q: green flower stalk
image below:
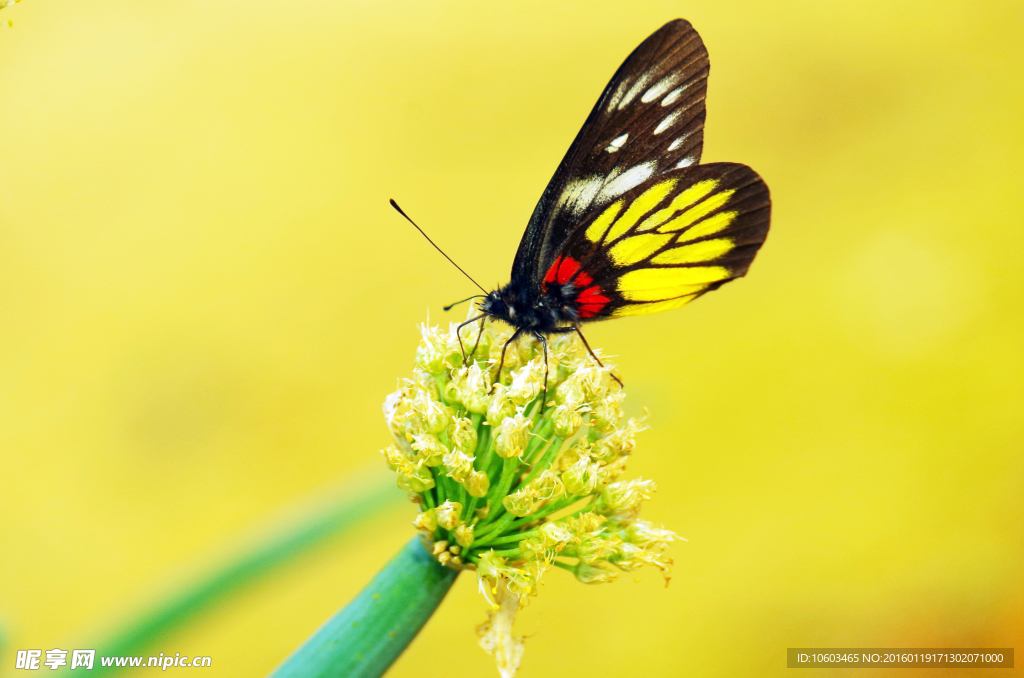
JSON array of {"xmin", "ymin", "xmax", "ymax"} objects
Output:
[{"xmin": 383, "ymin": 315, "xmax": 678, "ymax": 677}]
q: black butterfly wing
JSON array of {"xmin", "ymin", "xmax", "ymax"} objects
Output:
[{"xmin": 512, "ymin": 19, "xmax": 711, "ymax": 287}]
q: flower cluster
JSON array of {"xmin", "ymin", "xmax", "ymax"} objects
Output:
[{"xmin": 382, "ymin": 315, "xmax": 677, "ymax": 677}]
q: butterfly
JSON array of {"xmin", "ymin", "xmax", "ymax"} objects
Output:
[{"xmin": 394, "ymin": 19, "xmax": 770, "ymax": 384}]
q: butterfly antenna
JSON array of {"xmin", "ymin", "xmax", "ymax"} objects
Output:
[
  {"xmin": 389, "ymin": 199, "xmax": 487, "ymax": 294},
  {"xmin": 443, "ymin": 295, "xmax": 485, "ymax": 311}
]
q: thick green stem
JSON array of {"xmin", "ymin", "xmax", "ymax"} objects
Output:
[{"xmin": 269, "ymin": 537, "xmax": 458, "ymax": 678}]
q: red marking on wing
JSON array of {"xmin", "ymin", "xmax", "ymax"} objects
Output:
[
  {"xmin": 545, "ymin": 256, "xmax": 595, "ymax": 287},
  {"xmin": 576, "ymin": 285, "xmax": 611, "ymax": 318},
  {"xmin": 544, "ymin": 256, "xmax": 610, "ymax": 319},
  {"xmin": 545, "ymin": 256, "xmax": 578, "ymax": 286}
]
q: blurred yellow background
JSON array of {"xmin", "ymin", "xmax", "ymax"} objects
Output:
[{"xmin": 2, "ymin": 0, "xmax": 1022, "ymax": 676}]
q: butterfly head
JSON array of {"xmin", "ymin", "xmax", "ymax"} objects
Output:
[
  {"xmin": 479, "ymin": 287, "xmax": 527, "ymax": 326},
  {"xmin": 479, "ymin": 282, "xmax": 569, "ymax": 333},
  {"xmin": 478, "ymin": 290, "xmax": 508, "ymax": 318}
]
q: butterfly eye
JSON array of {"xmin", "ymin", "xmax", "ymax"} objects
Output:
[{"xmin": 485, "ymin": 295, "xmax": 506, "ymax": 315}]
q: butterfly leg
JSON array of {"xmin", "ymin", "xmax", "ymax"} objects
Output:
[
  {"xmin": 468, "ymin": 315, "xmax": 487, "ymax": 361},
  {"xmin": 532, "ymin": 331, "xmax": 550, "ymax": 410},
  {"xmin": 495, "ymin": 328, "xmax": 523, "ymax": 387},
  {"xmin": 456, "ymin": 314, "xmax": 487, "ymax": 360},
  {"xmin": 572, "ymin": 325, "xmax": 624, "ymax": 387}
]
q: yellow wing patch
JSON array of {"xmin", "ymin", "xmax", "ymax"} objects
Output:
[
  {"xmin": 637, "ymin": 179, "xmax": 719, "ymax": 232},
  {"xmin": 651, "ymin": 237, "xmax": 732, "ymax": 265},
  {"xmin": 611, "ymin": 295, "xmax": 696, "ymax": 317},
  {"xmin": 657, "ymin": 189, "xmax": 735, "ymax": 234},
  {"xmin": 619, "ymin": 266, "xmax": 731, "ymax": 301},
  {"xmin": 584, "ymin": 200, "xmax": 624, "ymax": 243},
  {"xmin": 583, "ymin": 176, "xmax": 744, "ymax": 270},
  {"xmin": 679, "ymin": 210, "xmax": 737, "ymax": 242},
  {"xmin": 609, "ymin": 232, "xmax": 674, "ymax": 266},
  {"xmin": 587, "ymin": 179, "xmax": 678, "ymax": 244}
]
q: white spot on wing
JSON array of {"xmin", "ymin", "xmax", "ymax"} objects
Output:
[
  {"xmin": 675, "ymin": 156, "xmax": 696, "ymax": 169},
  {"xmin": 606, "ymin": 78, "xmax": 629, "ymax": 111},
  {"xmin": 596, "ymin": 161, "xmax": 656, "ymax": 201},
  {"xmin": 617, "ymin": 74, "xmax": 653, "ymax": 110},
  {"xmin": 661, "ymin": 82, "xmax": 690, "ymax": 107},
  {"xmin": 562, "ymin": 175, "xmax": 605, "ymax": 216},
  {"xmin": 605, "ymin": 133, "xmax": 628, "ymax": 153},
  {"xmin": 641, "ymin": 73, "xmax": 682, "ymax": 104},
  {"xmin": 654, "ymin": 110, "xmax": 681, "ymax": 135},
  {"xmin": 668, "ymin": 131, "xmax": 692, "ymax": 152}
]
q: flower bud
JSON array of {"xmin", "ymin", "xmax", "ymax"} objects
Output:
[
  {"xmin": 443, "ymin": 449, "xmax": 474, "ymax": 483},
  {"xmin": 523, "ymin": 469, "xmax": 564, "ymax": 502},
  {"xmin": 383, "ymin": 387, "xmax": 420, "ymax": 440},
  {"xmin": 573, "ymin": 560, "xmax": 618, "ymax": 584},
  {"xmin": 412, "ymin": 508, "xmax": 437, "ymax": 532},
  {"xmin": 538, "ymin": 521, "xmax": 574, "ymax": 550},
  {"xmin": 476, "ymin": 551, "xmax": 533, "ymax": 607},
  {"xmin": 435, "ymin": 500, "xmax": 463, "ymax": 530},
  {"xmin": 414, "ymin": 371, "xmax": 443, "ymax": 403},
  {"xmin": 555, "ymin": 371, "xmax": 586, "ymax": 408},
  {"xmin": 623, "ymin": 520, "xmax": 677, "ymax": 548},
  {"xmin": 443, "ymin": 371, "xmax": 465, "ymax": 406},
  {"xmin": 495, "ymin": 412, "xmax": 532, "ymax": 459},
  {"xmin": 381, "ymin": 444, "xmax": 409, "ymax": 472},
  {"xmin": 507, "ymin": 359, "xmax": 543, "ymax": 405},
  {"xmin": 465, "ymin": 469, "xmax": 490, "ymax": 498},
  {"xmin": 396, "ymin": 460, "xmax": 435, "ymax": 493},
  {"xmin": 610, "ymin": 542, "xmax": 673, "ymax": 578},
  {"xmin": 592, "ymin": 416, "xmax": 645, "ymax": 461},
  {"xmin": 562, "ymin": 511, "xmax": 606, "ymax": 538},
  {"xmin": 461, "ymin": 364, "xmax": 492, "ymax": 414},
  {"xmin": 558, "ymin": 440, "xmax": 590, "ymax": 472},
  {"xmin": 595, "ymin": 478, "xmax": 656, "ymax": 516},
  {"xmin": 596, "ymin": 456, "xmax": 629, "ymax": 486},
  {"xmin": 561, "ymin": 454, "xmax": 599, "ymax": 496},
  {"xmin": 454, "ymin": 524, "xmax": 475, "ymax": 549},
  {"xmin": 589, "ymin": 390, "xmax": 625, "ymax": 435},
  {"xmin": 476, "ymin": 550, "xmax": 506, "ymax": 580},
  {"xmin": 416, "ymin": 345, "xmax": 444, "ymax": 375},
  {"xmin": 570, "ymin": 534, "xmax": 620, "ymax": 564},
  {"xmin": 502, "ymin": 488, "xmax": 535, "ymax": 517},
  {"xmin": 486, "ymin": 385, "xmax": 516, "ymax": 427},
  {"xmin": 552, "ymin": 403, "xmax": 583, "ymax": 438},
  {"xmin": 579, "ymin": 364, "xmax": 609, "ymax": 398},
  {"xmin": 416, "ymin": 325, "xmax": 450, "ymax": 375},
  {"xmin": 411, "ymin": 433, "xmax": 447, "ymax": 466},
  {"xmin": 518, "ymin": 537, "xmax": 546, "ymax": 562},
  {"xmin": 414, "ymin": 392, "xmax": 451, "ymax": 434},
  {"xmin": 448, "ymin": 416, "xmax": 478, "ymax": 456}
]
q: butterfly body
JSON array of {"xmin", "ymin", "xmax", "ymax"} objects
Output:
[{"xmin": 481, "ymin": 256, "xmax": 610, "ymax": 334}]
